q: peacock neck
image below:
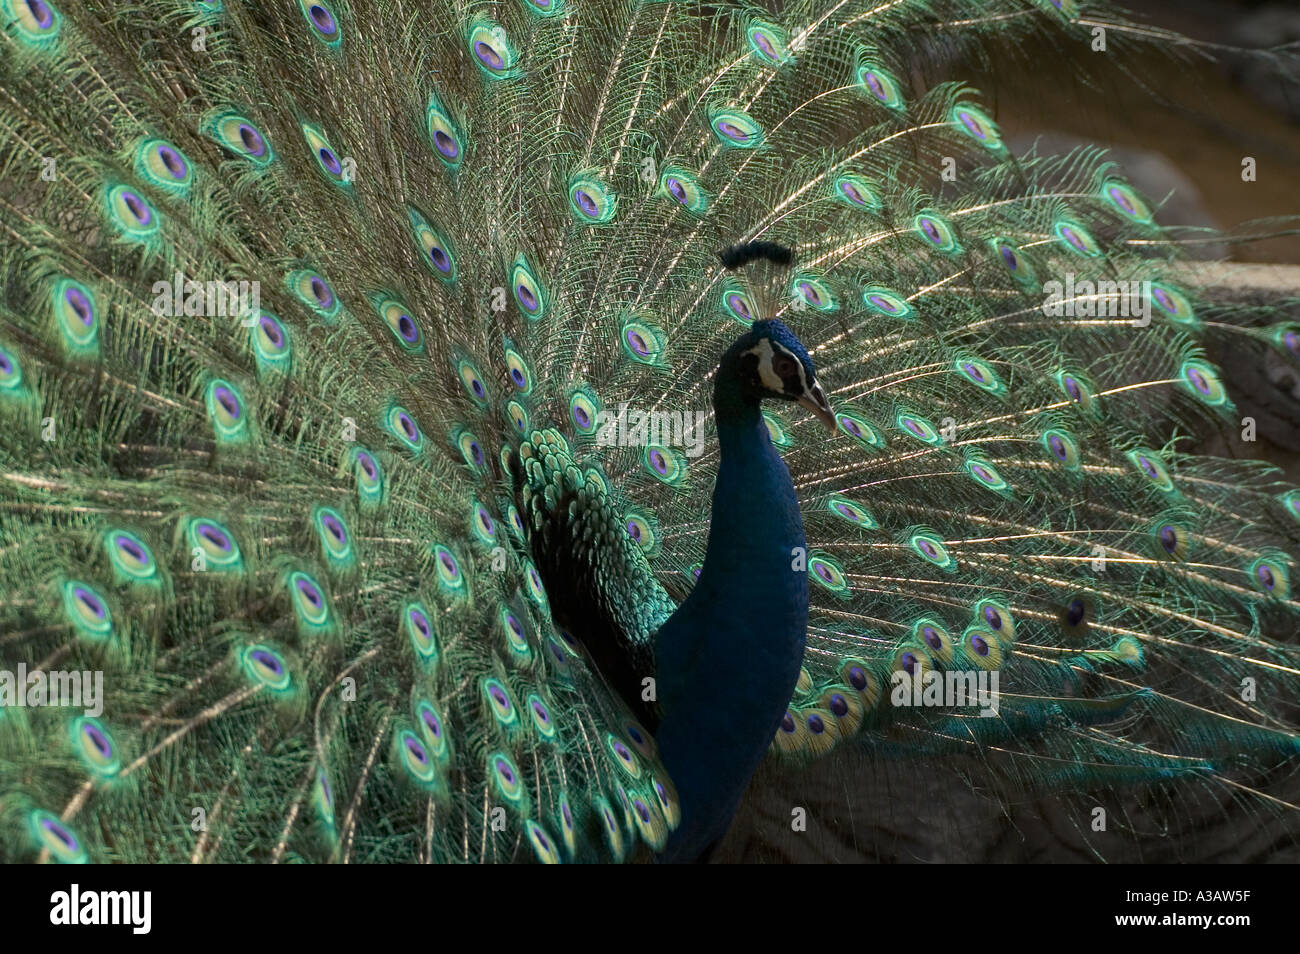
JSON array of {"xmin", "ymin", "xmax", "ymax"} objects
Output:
[{"xmin": 651, "ymin": 358, "xmax": 810, "ymax": 861}]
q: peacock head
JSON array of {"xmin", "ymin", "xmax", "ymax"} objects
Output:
[{"xmin": 732, "ymin": 319, "xmax": 836, "ymax": 431}]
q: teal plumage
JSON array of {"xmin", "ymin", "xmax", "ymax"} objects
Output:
[{"xmin": 0, "ymin": 0, "xmax": 1298, "ymax": 864}]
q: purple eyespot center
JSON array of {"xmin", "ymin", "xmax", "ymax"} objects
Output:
[{"xmin": 475, "ymin": 40, "xmax": 504, "ymax": 70}]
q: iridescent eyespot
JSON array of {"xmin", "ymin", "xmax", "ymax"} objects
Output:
[
  {"xmin": 620, "ymin": 317, "xmax": 666, "ymax": 365},
  {"xmin": 1247, "ymin": 556, "xmax": 1290, "ymax": 598},
  {"xmin": 825, "ymin": 494, "xmax": 877, "ymax": 529},
  {"xmin": 1056, "ymin": 369, "xmax": 1097, "ymax": 414},
  {"xmin": 384, "ymin": 404, "xmax": 424, "ymax": 454},
  {"xmin": 372, "ymin": 296, "xmax": 423, "ymax": 353},
  {"xmin": 954, "ymin": 355, "xmax": 1006, "ymax": 396},
  {"xmin": 624, "ymin": 511, "xmax": 657, "ymax": 552},
  {"xmin": 457, "ymin": 357, "xmax": 489, "ymax": 407},
  {"xmin": 504, "ymin": 343, "xmax": 533, "ymax": 393},
  {"xmin": 949, "ymin": 103, "xmax": 1005, "ymax": 153},
  {"xmin": 250, "ymin": 312, "xmax": 291, "ymax": 371},
  {"xmin": 404, "ymin": 601, "xmax": 438, "ymax": 661},
  {"xmin": 989, "ymin": 237, "xmax": 1038, "ymax": 289},
  {"xmin": 791, "ymin": 274, "xmax": 836, "ymax": 313},
  {"xmin": 50, "ymin": 277, "xmax": 97, "ymax": 355},
  {"xmin": 964, "ymin": 457, "xmax": 1010, "ymax": 495},
  {"xmin": 643, "ymin": 444, "xmax": 686, "ymax": 486},
  {"xmin": 808, "ymin": 553, "xmax": 850, "ymax": 597},
  {"xmin": 721, "ymin": 284, "xmax": 757, "ymax": 326},
  {"xmin": 1148, "ymin": 283, "xmax": 1197, "ymax": 326},
  {"xmin": 959, "ymin": 625, "xmax": 1004, "ymax": 670},
  {"xmin": 746, "ymin": 20, "xmax": 790, "ymax": 65},
  {"xmin": 1126, "ymin": 447, "xmax": 1175, "ymax": 495},
  {"xmin": 913, "ymin": 211, "xmax": 960, "ymax": 255},
  {"xmin": 1152, "ymin": 520, "xmax": 1189, "ymax": 562},
  {"xmin": 1179, "ymin": 359, "xmax": 1229, "ymax": 408},
  {"xmin": 1041, "ymin": 428, "xmax": 1081, "ymax": 470},
  {"xmin": 301, "ymin": 122, "xmax": 350, "ymax": 187},
  {"xmin": 287, "ymin": 269, "xmax": 342, "ymax": 321},
  {"xmin": 973, "ymin": 599, "xmax": 1015, "ymax": 642},
  {"xmin": 105, "ymin": 529, "xmax": 158, "ymax": 582},
  {"xmin": 658, "ymin": 165, "xmax": 709, "ymax": 216},
  {"xmin": 415, "ymin": 699, "xmax": 449, "ymax": 761},
  {"xmin": 205, "ymin": 378, "xmax": 248, "ymax": 442},
  {"xmin": 607, "ymin": 732, "xmax": 642, "ymax": 779},
  {"xmin": 836, "ymin": 410, "xmax": 886, "ymax": 450},
  {"xmin": 61, "ymin": 580, "xmax": 113, "ymax": 641},
  {"xmin": 908, "ymin": 530, "xmax": 955, "ymax": 571},
  {"xmin": 568, "ymin": 170, "xmax": 617, "ymax": 223},
  {"xmin": 6, "ymin": 0, "xmax": 62, "ymax": 47},
  {"xmin": 527, "ymin": 694, "xmax": 557, "ymax": 740},
  {"xmin": 1101, "ymin": 179, "xmax": 1152, "ymax": 224},
  {"xmin": 861, "ymin": 285, "xmax": 915, "ymax": 320},
  {"xmin": 489, "ymin": 751, "xmax": 527, "ymax": 806},
  {"xmin": 29, "ymin": 811, "xmax": 86, "ymax": 864},
  {"xmin": 1280, "ymin": 489, "xmax": 1300, "ymax": 525},
  {"xmin": 1059, "ymin": 594, "xmax": 1095, "ymax": 636},
  {"xmin": 432, "ymin": 544, "xmax": 465, "ymax": 593},
  {"xmin": 763, "ymin": 411, "xmax": 792, "ymax": 448},
  {"xmin": 0, "ymin": 345, "xmax": 23, "ymax": 393},
  {"xmin": 856, "ymin": 62, "xmax": 905, "ymax": 110},
  {"xmin": 895, "ymin": 409, "xmax": 943, "ymax": 445},
  {"xmin": 136, "ymin": 137, "xmax": 193, "ymax": 192},
  {"xmin": 1053, "ymin": 218, "xmax": 1102, "ymax": 257},
  {"xmin": 104, "ymin": 183, "xmax": 159, "ymax": 242},
  {"xmin": 913, "ymin": 618, "xmax": 955, "ymax": 666},
  {"xmin": 511, "ymin": 255, "xmax": 549, "ymax": 319},
  {"xmin": 501, "ymin": 607, "xmax": 530, "ymax": 658},
  {"xmin": 425, "ymin": 90, "xmax": 464, "ymax": 168},
  {"xmin": 350, "ymin": 447, "xmax": 384, "ymax": 506},
  {"xmin": 568, "ymin": 389, "xmax": 600, "ymax": 436},
  {"xmin": 482, "ymin": 677, "xmax": 520, "ymax": 729},
  {"xmin": 708, "ymin": 107, "xmax": 764, "ymax": 148},
  {"xmin": 408, "ymin": 206, "xmax": 457, "ymax": 281},
  {"xmin": 185, "ymin": 517, "xmax": 243, "ymax": 571},
  {"xmin": 526, "ymin": 819, "xmax": 562, "ymax": 863},
  {"xmin": 833, "ymin": 173, "xmax": 882, "ymax": 212},
  {"xmin": 299, "ymin": 1, "xmax": 341, "ymax": 45},
  {"xmin": 240, "ymin": 643, "xmax": 292, "ymax": 692},
  {"xmin": 288, "ymin": 570, "xmax": 332, "ymax": 630},
  {"xmin": 314, "ymin": 506, "xmax": 353, "ymax": 564},
  {"xmin": 397, "ymin": 729, "xmax": 437, "ymax": 784},
  {"xmin": 468, "ymin": 19, "xmax": 518, "ymax": 79},
  {"xmin": 201, "ymin": 110, "xmax": 275, "ymax": 166},
  {"xmin": 1271, "ymin": 323, "xmax": 1300, "ymax": 362},
  {"xmin": 70, "ymin": 716, "xmax": 121, "ymax": 778}
]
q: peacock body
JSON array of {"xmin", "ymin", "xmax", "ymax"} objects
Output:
[{"xmin": 0, "ymin": 0, "xmax": 1298, "ymax": 864}]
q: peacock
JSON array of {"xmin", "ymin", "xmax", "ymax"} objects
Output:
[{"xmin": 0, "ymin": 0, "xmax": 1298, "ymax": 865}]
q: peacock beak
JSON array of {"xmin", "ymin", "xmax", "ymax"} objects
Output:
[{"xmin": 797, "ymin": 381, "xmax": 836, "ymax": 433}]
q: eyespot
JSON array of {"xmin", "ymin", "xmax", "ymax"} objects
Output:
[
  {"xmin": 185, "ymin": 517, "xmax": 243, "ymax": 571},
  {"xmin": 809, "ymin": 553, "xmax": 851, "ymax": 597},
  {"xmin": 384, "ymin": 404, "xmax": 424, "ymax": 454},
  {"xmin": 1101, "ymin": 179, "xmax": 1152, "ymax": 224},
  {"xmin": 836, "ymin": 410, "xmax": 887, "ymax": 450},
  {"xmin": 837, "ymin": 657, "xmax": 883, "ymax": 709},
  {"xmin": 136, "ymin": 137, "xmax": 193, "ymax": 192},
  {"xmin": 1148, "ymin": 283, "xmax": 1197, "ymax": 325},
  {"xmin": 29, "ymin": 811, "xmax": 86, "ymax": 864},
  {"xmin": 467, "ymin": 19, "xmax": 518, "ymax": 78},
  {"xmin": 964, "ymin": 457, "xmax": 1010, "ymax": 495},
  {"xmin": 287, "ymin": 269, "xmax": 342, "ymax": 321},
  {"xmin": 299, "ymin": 1, "xmax": 341, "ymax": 45},
  {"xmin": 314, "ymin": 506, "xmax": 353, "ymax": 564},
  {"xmin": 1126, "ymin": 447, "xmax": 1175, "ymax": 495},
  {"xmin": 501, "ymin": 607, "xmax": 530, "ymax": 659},
  {"xmin": 1179, "ymin": 359, "xmax": 1229, "ymax": 408},
  {"xmin": 456, "ymin": 357, "xmax": 490, "ymax": 407},
  {"xmin": 432, "ymin": 544, "xmax": 465, "ymax": 593},
  {"xmin": 511, "ymin": 255, "xmax": 549, "ymax": 319},
  {"xmin": 0, "ymin": 344, "xmax": 23, "ymax": 392},
  {"xmin": 1056, "ymin": 369, "xmax": 1098, "ymax": 414},
  {"xmin": 425, "ymin": 90, "xmax": 464, "ymax": 168},
  {"xmin": 856, "ymin": 61, "xmax": 906, "ymax": 110},
  {"xmin": 913, "ymin": 211, "xmax": 961, "ymax": 255},
  {"xmin": 1247, "ymin": 556, "xmax": 1290, "ymax": 598},
  {"xmin": 201, "ymin": 110, "xmax": 275, "ymax": 166},
  {"xmin": 482, "ymin": 677, "xmax": 520, "ymax": 731},
  {"xmin": 397, "ymin": 729, "xmax": 438, "ymax": 784},
  {"xmin": 408, "ymin": 206, "xmax": 457, "ymax": 281},
  {"xmin": 568, "ymin": 389, "xmax": 600, "ymax": 436},
  {"xmin": 708, "ymin": 107, "xmax": 764, "ymax": 148},
  {"xmin": 721, "ymin": 283, "xmax": 756, "ymax": 326},
  {"xmin": 658, "ymin": 165, "xmax": 709, "ymax": 216},
  {"xmin": 522, "ymin": 559, "xmax": 547, "ymax": 606},
  {"xmin": 763, "ymin": 411, "xmax": 792, "ymax": 448},
  {"xmin": 949, "ymin": 103, "xmax": 1004, "ymax": 153},
  {"xmin": 954, "ymin": 355, "xmax": 1006, "ymax": 396},
  {"xmin": 504, "ymin": 343, "xmax": 533, "ymax": 393},
  {"xmin": 988, "ymin": 236, "xmax": 1038, "ymax": 289},
  {"xmin": 205, "ymin": 379, "xmax": 248, "ymax": 442},
  {"xmin": 607, "ymin": 732, "xmax": 643, "ymax": 779},
  {"xmin": 1152, "ymin": 519, "xmax": 1190, "ymax": 562},
  {"xmin": 913, "ymin": 618, "xmax": 955, "ymax": 666},
  {"xmin": 104, "ymin": 183, "xmax": 159, "ymax": 242},
  {"xmin": 372, "ymin": 296, "xmax": 423, "ymax": 353},
  {"xmin": 240, "ymin": 643, "xmax": 292, "ymax": 692},
  {"xmin": 70, "ymin": 716, "xmax": 121, "ymax": 777},
  {"xmin": 105, "ymin": 529, "xmax": 157, "ymax": 582},
  {"xmin": 791, "ymin": 273, "xmax": 836, "ymax": 312},
  {"xmin": 288, "ymin": 570, "xmax": 331, "ymax": 630},
  {"xmin": 415, "ymin": 699, "xmax": 449, "ymax": 761},
  {"xmin": 301, "ymin": 122, "xmax": 349, "ymax": 187},
  {"xmin": 832, "ymin": 173, "xmax": 883, "ymax": 211},
  {"xmin": 527, "ymin": 694, "xmax": 557, "ymax": 741},
  {"xmin": 1059, "ymin": 594, "xmax": 1095, "ymax": 637},
  {"xmin": 861, "ymin": 285, "xmax": 915, "ymax": 320},
  {"xmin": 621, "ymin": 317, "xmax": 666, "ymax": 365},
  {"xmin": 404, "ymin": 601, "xmax": 438, "ymax": 662},
  {"xmin": 825, "ymin": 494, "xmax": 877, "ymax": 529},
  {"xmin": 895, "ymin": 409, "xmax": 943, "ymax": 445},
  {"xmin": 1053, "ymin": 218, "xmax": 1102, "ymax": 258},
  {"xmin": 746, "ymin": 20, "xmax": 790, "ymax": 65},
  {"xmin": 250, "ymin": 312, "xmax": 291, "ymax": 370},
  {"xmin": 350, "ymin": 447, "xmax": 384, "ymax": 505},
  {"xmin": 643, "ymin": 444, "xmax": 687, "ymax": 486},
  {"xmin": 1041, "ymin": 428, "xmax": 1081, "ymax": 470},
  {"xmin": 7, "ymin": 0, "xmax": 62, "ymax": 46},
  {"xmin": 959, "ymin": 625, "xmax": 1004, "ymax": 670},
  {"xmin": 568, "ymin": 170, "xmax": 617, "ymax": 223},
  {"xmin": 973, "ymin": 599, "xmax": 1015, "ymax": 643},
  {"xmin": 489, "ymin": 752, "xmax": 528, "ymax": 807},
  {"xmin": 624, "ymin": 511, "xmax": 657, "ymax": 552},
  {"xmin": 909, "ymin": 530, "xmax": 956, "ymax": 572}
]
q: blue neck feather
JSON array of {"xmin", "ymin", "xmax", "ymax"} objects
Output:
[{"xmin": 653, "ymin": 340, "xmax": 809, "ymax": 862}]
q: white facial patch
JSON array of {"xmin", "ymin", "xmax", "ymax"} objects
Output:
[{"xmin": 745, "ymin": 339, "xmax": 810, "ymax": 397}]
